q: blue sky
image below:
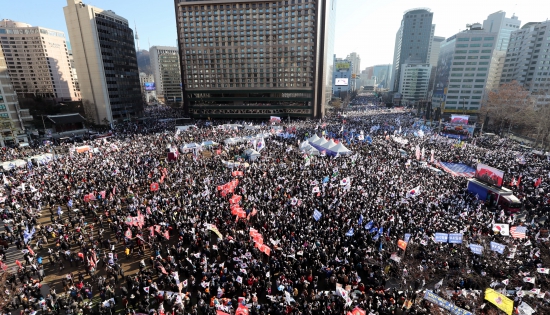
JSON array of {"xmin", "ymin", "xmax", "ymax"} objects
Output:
[{"xmin": 1, "ymin": 0, "xmax": 548, "ymax": 69}]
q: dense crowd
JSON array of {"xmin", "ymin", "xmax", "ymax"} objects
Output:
[{"xmin": 1, "ymin": 106, "xmax": 549, "ymax": 315}]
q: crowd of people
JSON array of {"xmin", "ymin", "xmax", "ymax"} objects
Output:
[{"xmin": 0, "ymin": 105, "xmax": 549, "ymax": 315}]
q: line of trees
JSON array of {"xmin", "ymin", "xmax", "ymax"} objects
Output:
[{"xmin": 481, "ymin": 81, "xmax": 550, "ymax": 149}]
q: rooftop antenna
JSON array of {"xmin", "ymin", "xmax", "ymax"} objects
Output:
[
  {"xmin": 148, "ymin": 37, "xmax": 151, "ymax": 50},
  {"xmin": 134, "ymin": 20, "xmax": 140, "ymax": 52}
]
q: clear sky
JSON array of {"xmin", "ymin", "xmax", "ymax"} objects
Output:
[{"xmin": 1, "ymin": 0, "xmax": 548, "ymax": 70}]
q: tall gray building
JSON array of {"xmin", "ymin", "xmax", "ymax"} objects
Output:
[
  {"xmin": 174, "ymin": 0, "xmax": 337, "ymax": 119},
  {"xmin": 149, "ymin": 46, "xmax": 182, "ymax": 104},
  {"xmin": 372, "ymin": 64, "xmax": 392, "ymax": 89},
  {"xmin": 501, "ymin": 20, "xmax": 550, "ymax": 107},
  {"xmin": 64, "ymin": 0, "xmax": 143, "ymax": 124},
  {"xmin": 391, "ymin": 8, "xmax": 435, "ymax": 91},
  {"xmin": 482, "ymin": 11, "xmax": 521, "ymax": 90}
]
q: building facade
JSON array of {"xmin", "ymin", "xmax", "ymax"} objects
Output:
[
  {"xmin": 0, "ymin": 47, "xmax": 30, "ymax": 146},
  {"xmin": 391, "ymin": 8, "xmax": 435, "ymax": 91},
  {"xmin": 150, "ymin": 46, "xmax": 182, "ymax": 104},
  {"xmin": 139, "ymin": 72, "xmax": 156, "ymax": 103},
  {"xmin": 372, "ymin": 64, "xmax": 392, "ymax": 89},
  {"xmin": 174, "ymin": 0, "xmax": 336, "ymax": 119},
  {"xmin": 398, "ymin": 62, "xmax": 430, "ymax": 104},
  {"xmin": 346, "ymin": 52, "xmax": 360, "ymax": 77},
  {"xmin": 482, "ymin": 11, "xmax": 521, "ymax": 90},
  {"xmin": 432, "ymin": 24, "xmax": 497, "ymax": 113},
  {"xmin": 501, "ymin": 20, "xmax": 550, "ymax": 107},
  {"xmin": 427, "ymin": 36, "xmax": 445, "ymax": 94},
  {"xmin": 0, "ymin": 19, "xmax": 80, "ymax": 102},
  {"xmin": 64, "ymin": 0, "xmax": 142, "ymax": 124},
  {"xmin": 332, "ymin": 58, "xmax": 352, "ymax": 97}
]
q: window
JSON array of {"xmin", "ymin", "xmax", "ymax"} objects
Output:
[
  {"xmin": 482, "ymin": 43, "xmax": 493, "ymax": 47},
  {"xmin": 455, "ymin": 50, "xmax": 467, "ymax": 54},
  {"xmin": 481, "ymin": 50, "xmax": 491, "ymax": 53},
  {"xmin": 470, "ymin": 44, "xmax": 480, "ymax": 47},
  {"xmin": 471, "ymin": 37, "xmax": 482, "ymax": 41},
  {"xmin": 480, "ymin": 56, "xmax": 490, "ymax": 59},
  {"xmin": 457, "ymin": 38, "xmax": 469, "ymax": 42},
  {"xmin": 453, "ymin": 62, "xmax": 465, "ymax": 65},
  {"xmin": 452, "ymin": 68, "xmax": 464, "ymax": 71},
  {"xmin": 484, "ymin": 37, "xmax": 494, "ymax": 41},
  {"xmin": 456, "ymin": 44, "xmax": 468, "ymax": 48},
  {"xmin": 468, "ymin": 50, "xmax": 479, "ymax": 53}
]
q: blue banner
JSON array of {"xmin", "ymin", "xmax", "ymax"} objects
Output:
[
  {"xmin": 423, "ymin": 290, "xmax": 473, "ymax": 315},
  {"xmin": 404, "ymin": 233, "xmax": 411, "ymax": 243},
  {"xmin": 448, "ymin": 233, "xmax": 463, "ymax": 244},
  {"xmin": 365, "ymin": 221, "xmax": 374, "ymax": 230},
  {"xmin": 469, "ymin": 244, "xmax": 483, "ymax": 255},
  {"xmin": 434, "ymin": 233, "xmax": 449, "ymax": 243},
  {"xmin": 490, "ymin": 241, "xmax": 506, "ymax": 254}
]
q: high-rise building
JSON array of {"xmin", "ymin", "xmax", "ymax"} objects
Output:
[
  {"xmin": 398, "ymin": 62, "xmax": 431, "ymax": 104},
  {"xmin": 392, "ymin": 8, "xmax": 435, "ymax": 91},
  {"xmin": 428, "ymin": 36, "xmax": 445, "ymax": 93},
  {"xmin": 0, "ymin": 47, "xmax": 30, "ymax": 146},
  {"xmin": 482, "ymin": 11, "xmax": 521, "ymax": 90},
  {"xmin": 174, "ymin": 0, "xmax": 337, "ymax": 119},
  {"xmin": 0, "ymin": 19, "xmax": 80, "ymax": 102},
  {"xmin": 501, "ymin": 20, "xmax": 550, "ymax": 107},
  {"xmin": 372, "ymin": 64, "xmax": 392, "ymax": 89},
  {"xmin": 333, "ymin": 57, "xmax": 352, "ymax": 97},
  {"xmin": 139, "ymin": 72, "xmax": 156, "ymax": 103},
  {"xmin": 432, "ymin": 23, "xmax": 497, "ymax": 113},
  {"xmin": 346, "ymin": 52, "xmax": 361, "ymax": 77},
  {"xmin": 149, "ymin": 46, "xmax": 182, "ymax": 104},
  {"xmin": 64, "ymin": 0, "xmax": 142, "ymax": 124}
]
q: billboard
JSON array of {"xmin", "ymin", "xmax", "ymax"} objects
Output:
[
  {"xmin": 475, "ymin": 163, "xmax": 504, "ymax": 187},
  {"xmin": 335, "ymin": 62, "xmax": 350, "ymax": 70},
  {"xmin": 451, "ymin": 115, "xmax": 469, "ymax": 125},
  {"xmin": 335, "ymin": 78, "xmax": 349, "ymax": 86},
  {"xmin": 144, "ymin": 82, "xmax": 156, "ymax": 91}
]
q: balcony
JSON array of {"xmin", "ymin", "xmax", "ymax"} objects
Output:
[{"xmin": 19, "ymin": 109, "xmax": 33, "ymax": 121}]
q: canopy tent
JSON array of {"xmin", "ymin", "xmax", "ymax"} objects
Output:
[
  {"xmin": 180, "ymin": 143, "xmax": 202, "ymax": 152},
  {"xmin": 244, "ymin": 148, "xmax": 261, "ymax": 161},
  {"xmin": 2, "ymin": 159, "xmax": 27, "ymax": 170},
  {"xmin": 224, "ymin": 137, "xmax": 242, "ymax": 145},
  {"xmin": 308, "ymin": 134, "xmax": 320, "ymax": 143},
  {"xmin": 311, "ymin": 137, "xmax": 328, "ymax": 147},
  {"xmin": 201, "ymin": 140, "xmax": 219, "ymax": 147},
  {"xmin": 244, "ymin": 125, "xmax": 260, "ymax": 130},
  {"xmin": 299, "ymin": 141, "xmax": 312, "ymax": 150},
  {"xmin": 175, "ymin": 125, "xmax": 197, "ymax": 132},
  {"xmin": 305, "ymin": 146, "xmax": 320, "ymax": 156},
  {"xmin": 75, "ymin": 145, "xmax": 92, "ymax": 153},
  {"xmin": 322, "ymin": 139, "xmax": 338, "ymax": 150},
  {"xmin": 329, "ymin": 143, "xmax": 352, "ymax": 155}
]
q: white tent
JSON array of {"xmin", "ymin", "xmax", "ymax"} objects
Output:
[
  {"xmin": 244, "ymin": 148, "xmax": 261, "ymax": 161},
  {"xmin": 308, "ymin": 134, "xmax": 320, "ymax": 143},
  {"xmin": 257, "ymin": 133, "xmax": 272, "ymax": 138},
  {"xmin": 329, "ymin": 143, "xmax": 352, "ymax": 155},
  {"xmin": 312, "ymin": 137, "xmax": 328, "ymax": 147},
  {"xmin": 224, "ymin": 138, "xmax": 240, "ymax": 145},
  {"xmin": 322, "ymin": 139, "xmax": 338, "ymax": 150},
  {"xmin": 299, "ymin": 141, "xmax": 312, "ymax": 150},
  {"xmin": 201, "ymin": 140, "xmax": 218, "ymax": 147},
  {"xmin": 306, "ymin": 146, "xmax": 320, "ymax": 156},
  {"xmin": 180, "ymin": 143, "xmax": 202, "ymax": 152}
]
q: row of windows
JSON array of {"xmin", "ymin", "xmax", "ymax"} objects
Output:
[
  {"xmin": 455, "ymin": 43, "xmax": 493, "ymax": 48},
  {"xmin": 446, "ymin": 91, "xmax": 483, "ymax": 95},
  {"xmin": 451, "ymin": 67, "xmax": 488, "ymax": 71},
  {"xmin": 182, "ymin": 1, "xmax": 312, "ymax": 11},
  {"xmin": 455, "ymin": 49, "xmax": 493, "ymax": 54},
  {"xmin": 186, "ymin": 83, "xmax": 310, "ymax": 88},
  {"xmin": 454, "ymin": 55, "xmax": 491, "ymax": 60},
  {"xmin": 457, "ymin": 37, "xmax": 495, "ymax": 41},
  {"xmin": 449, "ymin": 79, "xmax": 485, "ymax": 83},
  {"xmin": 448, "ymin": 85, "xmax": 485, "ymax": 88},
  {"xmin": 452, "ymin": 61, "xmax": 489, "ymax": 65}
]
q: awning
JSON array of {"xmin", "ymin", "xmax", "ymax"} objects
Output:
[{"xmin": 47, "ymin": 113, "xmax": 86, "ymax": 124}]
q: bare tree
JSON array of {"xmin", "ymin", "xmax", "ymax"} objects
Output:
[
  {"xmin": 481, "ymin": 81, "xmax": 535, "ymax": 135},
  {"xmin": 82, "ymin": 100, "xmax": 97, "ymax": 124},
  {"xmin": 0, "ymin": 271, "xmax": 16, "ymax": 311}
]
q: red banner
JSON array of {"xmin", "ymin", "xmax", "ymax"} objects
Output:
[{"xmin": 475, "ymin": 163, "xmax": 504, "ymax": 187}]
